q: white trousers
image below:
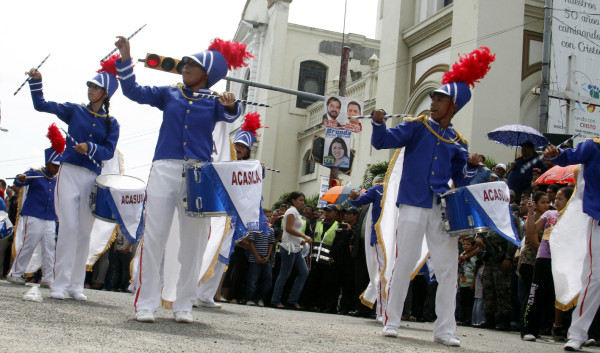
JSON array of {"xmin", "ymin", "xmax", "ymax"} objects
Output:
[
  {"xmin": 384, "ymin": 202, "xmax": 458, "ymax": 337},
  {"xmin": 197, "ymin": 261, "xmax": 226, "ymax": 302},
  {"xmin": 134, "ymin": 160, "xmax": 210, "ymax": 313},
  {"xmin": 364, "ymin": 242, "xmax": 386, "ymax": 317},
  {"xmin": 568, "ymin": 219, "xmax": 600, "ymax": 342},
  {"xmin": 52, "ymin": 163, "xmax": 97, "ymax": 295},
  {"xmin": 10, "ymin": 216, "xmax": 56, "ymax": 282}
]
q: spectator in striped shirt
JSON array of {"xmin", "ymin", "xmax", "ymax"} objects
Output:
[{"xmin": 246, "ymin": 230, "xmax": 277, "ymax": 307}]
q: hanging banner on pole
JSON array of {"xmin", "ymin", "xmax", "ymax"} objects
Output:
[{"xmin": 548, "ymin": 1, "xmax": 600, "ymax": 142}]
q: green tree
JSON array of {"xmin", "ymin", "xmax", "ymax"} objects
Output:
[{"xmin": 361, "ymin": 161, "xmax": 389, "ymax": 189}]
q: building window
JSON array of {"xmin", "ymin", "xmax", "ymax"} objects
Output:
[
  {"xmin": 296, "ymin": 61, "xmax": 327, "ymax": 108},
  {"xmin": 303, "ymin": 151, "xmax": 315, "ymax": 175}
]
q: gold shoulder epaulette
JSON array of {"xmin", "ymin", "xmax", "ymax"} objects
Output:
[
  {"xmin": 402, "ymin": 115, "xmax": 428, "ymax": 123},
  {"xmin": 592, "ymin": 137, "xmax": 600, "ymax": 145},
  {"xmin": 171, "ymin": 84, "xmax": 184, "ymax": 88},
  {"xmin": 454, "ymin": 130, "xmax": 469, "ymax": 146}
]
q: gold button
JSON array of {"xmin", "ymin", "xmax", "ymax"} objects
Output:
[
  {"xmin": 183, "ymin": 142, "xmax": 187, "ymax": 146},
  {"xmin": 89, "ymin": 134, "xmax": 93, "ymax": 137},
  {"xmin": 185, "ymin": 125, "xmax": 188, "ymax": 129},
  {"xmin": 49, "ymin": 188, "xmax": 52, "ymax": 191},
  {"xmin": 186, "ymin": 110, "xmax": 190, "ymax": 114},
  {"xmin": 437, "ymin": 142, "xmax": 440, "ymax": 145},
  {"xmin": 188, "ymin": 101, "xmax": 193, "ymax": 105},
  {"xmin": 431, "ymin": 171, "xmax": 435, "ymax": 175},
  {"xmin": 92, "ymin": 124, "xmax": 96, "ymax": 127},
  {"xmin": 434, "ymin": 156, "xmax": 438, "ymax": 160}
]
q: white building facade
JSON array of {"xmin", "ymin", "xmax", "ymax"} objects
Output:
[{"xmin": 229, "ymin": 0, "xmax": 545, "ymax": 207}]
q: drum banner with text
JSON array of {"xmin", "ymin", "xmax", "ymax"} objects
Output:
[
  {"xmin": 106, "ymin": 186, "xmax": 145, "ymax": 244},
  {"xmin": 461, "ymin": 181, "xmax": 521, "ymax": 247},
  {"xmin": 202, "ymin": 160, "xmax": 268, "ymax": 236}
]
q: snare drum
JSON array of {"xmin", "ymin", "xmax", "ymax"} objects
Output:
[
  {"xmin": 90, "ymin": 174, "xmax": 146, "ymax": 223},
  {"xmin": 184, "ymin": 163, "xmax": 226, "ymax": 217},
  {"xmin": 441, "ymin": 187, "xmax": 489, "ymax": 237}
]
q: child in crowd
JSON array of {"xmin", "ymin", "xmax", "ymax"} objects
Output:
[
  {"xmin": 246, "ymin": 230, "xmax": 276, "ymax": 307},
  {"xmin": 457, "ymin": 236, "xmax": 479, "ymax": 325}
]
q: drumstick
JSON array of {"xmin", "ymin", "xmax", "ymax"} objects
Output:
[
  {"xmin": 13, "ymin": 54, "xmax": 51, "ymax": 96},
  {"xmin": 352, "ymin": 114, "xmax": 409, "ymax": 119},
  {"xmin": 264, "ymin": 166, "xmax": 280, "ymax": 173},
  {"xmin": 6, "ymin": 175, "xmax": 45, "ymax": 180},
  {"xmin": 60, "ymin": 128, "xmax": 102, "ymax": 169},
  {"xmin": 101, "ymin": 24, "xmax": 147, "ymax": 61},
  {"xmin": 522, "ymin": 133, "xmax": 580, "ymax": 170},
  {"xmin": 198, "ymin": 93, "xmax": 271, "ymax": 108}
]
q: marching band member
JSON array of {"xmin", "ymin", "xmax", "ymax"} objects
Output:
[
  {"xmin": 7, "ymin": 147, "xmax": 60, "ymax": 287},
  {"xmin": 372, "ymin": 47, "xmax": 495, "ymax": 346},
  {"xmin": 544, "ymin": 139, "xmax": 600, "ymax": 351},
  {"xmin": 349, "ymin": 175, "xmax": 385, "ymax": 321},
  {"xmin": 26, "ymin": 58, "xmax": 120, "ymax": 300},
  {"xmin": 114, "ymin": 36, "xmax": 252, "ymax": 323}
]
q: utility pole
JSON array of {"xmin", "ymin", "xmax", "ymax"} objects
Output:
[{"xmin": 539, "ymin": 0, "xmax": 553, "ymax": 134}]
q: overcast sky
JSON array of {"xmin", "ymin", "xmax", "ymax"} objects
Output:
[{"xmin": 0, "ymin": 0, "xmax": 377, "ymax": 183}]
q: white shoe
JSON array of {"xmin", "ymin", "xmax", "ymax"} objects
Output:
[
  {"xmin": 40, "ymin": 281, "xmax": 52, "ymax": 289},
  {"xmin": 376, "ymin": 316, "xmax": 383, "ymax": 324},
  {"xmin": 382, "ymin": 326, "xmax": 399, "ymax": 337},
  {"xmin": 564, "ymin": 339, "xmax": 584, "ymax": 351},
  {"xmin": 584, "ymin": 339, "xmax": 597, "ymax": 347},
  {"xmin": 434, "ymin": 334, "xmax": 461, "ymax": 347},
  {"xmin": 7, "ymin": 275, "xmax": 26, "ymax": 285},
  {"xmin": 50, "ymin": 291, "xmax": 65, "ymax": 300},
  {"xmin": 68, "ymin": 292, "xmax": 87, "ymax": 301},
  {"xmin": 246, "ymin": 300, "xmax": 256, "ymax": 306},
  {"xmin": 194, "ymin": 299, "xmax": 222, "ymax": 309},
  {"xmin": 174, "ymin": 311, "xmax": 193, "ymax": 323},
  {"xmin": 257, "ymin": 300, "xmax": 265, "ymax": 307},
  {"xmin": 136, "ymin": 310, "xmax": 155, "ymax": 323},
  {"xmin": 522, "ymin": 334, "xmax": 536, "ymax": 341}
]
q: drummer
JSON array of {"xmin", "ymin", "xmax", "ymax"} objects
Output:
[
  {"xmin": 114, "ymin": 36, "xmax": 252, "ymax": 323},
  {"xmin": 26, "ymin": 58, "xmax": 120, "ymax": 301},
  {"xmin": 7, "ymin": 148, "xmax": 59, "ymax": 287},
  {"xmin": 372, "ymin": 47, "xmax": 494, "ymax": 347}
]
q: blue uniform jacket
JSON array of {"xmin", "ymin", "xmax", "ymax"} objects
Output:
[
  {"xmin": 371, "ymin": 116, "xmax": 477, "ymax": 208},
  {"xmin": 14, "ymin": 168, "xmax": 57, "ymax": 221},
  {"xmin": 551, "ymin": 139, "xmax": 600, "ymax": 220},
  {"xmin": 116, "ymin": 58, "xmax": 241, "ymax": 162},
  {"xmin": 350, "ymin": 184, "xmax": 383, "ymax": 245},
  {"xmin": 28, "ymin": 79, "xmax": 119, "ymax": 175}
]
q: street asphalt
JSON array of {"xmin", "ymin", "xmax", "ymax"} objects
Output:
[{"xmin": 0, "ymin": 280, "xmax": 596, "ymax": 352}]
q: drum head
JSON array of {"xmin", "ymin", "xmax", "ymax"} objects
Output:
[{"xmin": 96, "ymin": 174, "xmax": 145, "ymax": 190}]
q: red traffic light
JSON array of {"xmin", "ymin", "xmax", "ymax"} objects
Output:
[
  {"xmin": 144, "ymin": 53, "xmax": 183, "ymax": 74},
  {"xmin": 146, "ymin": 54, "xmax": 160, "ymax": 68}
]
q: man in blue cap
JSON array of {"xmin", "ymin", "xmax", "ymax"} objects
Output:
[
  {"xmin": 7, "ymin": 148, "xmax": 59, "ymax": 287},
  {"xmin": 372, "ymin": 47, "xmax": 495, "ymax": 347}
]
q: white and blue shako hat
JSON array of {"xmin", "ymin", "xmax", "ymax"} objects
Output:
[
  {"xmin": 429, "ymin": 47, "xmax": 496, "ymax": 113},
  {"xmin": 182, "ymin": 38, "xmax": 254, "ymax": 88},
  {"xmin": 87, "ymin": 54, "xmax": 120, "ymax": 99},
  {"xmin": 233, "ymin": 112, "xmax": 263, "ymax": 149},
  {"xmin": 45, "ymin": 123, "xmax": 65, "ymax": 165},
  {"xmin": 45, "ymin": 148, "xmax": 61, "ymax": 165}
]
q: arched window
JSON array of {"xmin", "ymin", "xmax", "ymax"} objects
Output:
[
  {"xmin": 296, "ymin": 61, "xmax": 327, "ymax": 108},
  {"xmin": 302, "ymin": 150, "xmax": 315, "ymax": 175}
]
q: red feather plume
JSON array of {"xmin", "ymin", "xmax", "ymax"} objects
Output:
[
  {"xmin": 241, "ymin": 112, "xmax": 264, "ymax": 137},
  {"xmin": 47, "ymin": 123, "xmax": 66, "ymax": 154},
  {"xmin": 208, "ymin": 38, "xmax": 255, "ymax": 70},
  {"xmin": 442, "ymin": 47, "xmax": 496, "ymax": 88},
  {"xmin": 97, "ymin": 54, "xmax": 121, "ymax": 76}
]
